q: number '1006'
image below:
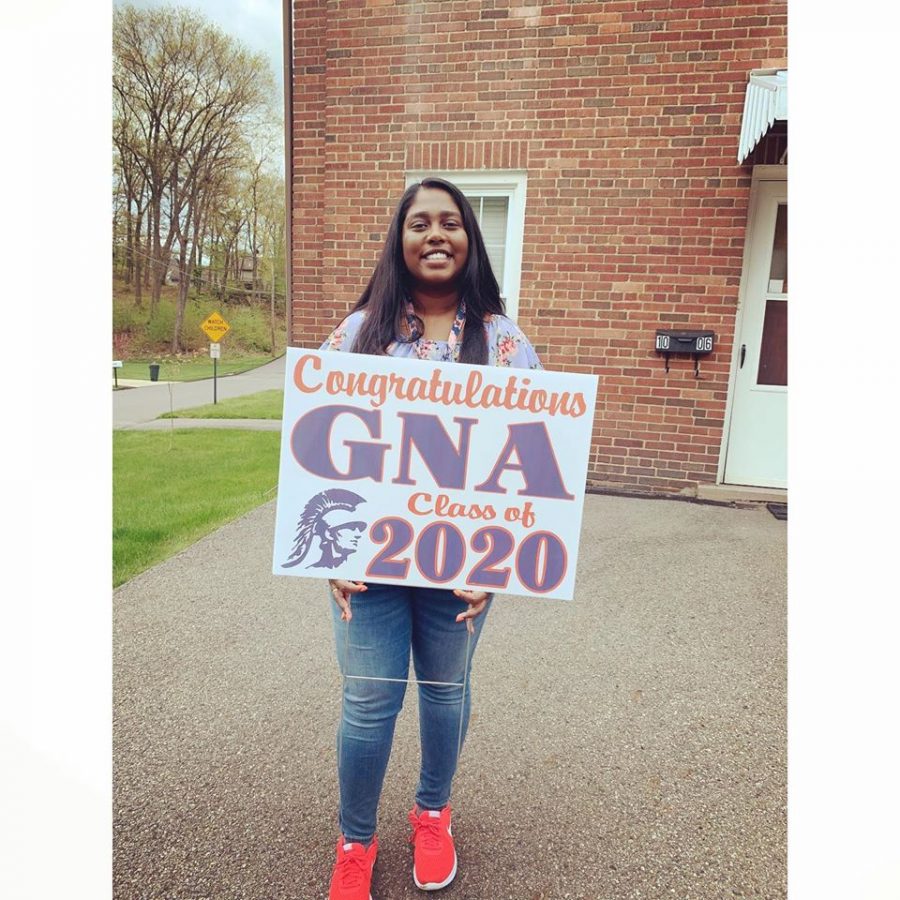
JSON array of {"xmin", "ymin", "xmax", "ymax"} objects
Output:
[{"xmin": 365, "ymin": 518, "xmax": 568, "ymax": 594}]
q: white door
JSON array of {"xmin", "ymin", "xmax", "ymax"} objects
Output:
[{"xmin": 723, "ymin": 177, "xmax": 787, "ymax": 488}]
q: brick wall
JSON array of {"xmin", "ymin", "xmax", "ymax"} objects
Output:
[{"xmin": 290, "ymin": 0, "xmax": 788, "ymax": 493}]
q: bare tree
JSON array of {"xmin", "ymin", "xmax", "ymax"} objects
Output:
[
  {"xmin": 256, "ymin": 171, "xmax": 287, "ymax": 352},
  {"xmin": 113, "ymin": 4, "xmax": 275, "ymax": 346},
  {"xmin": 113, "ymin": 101, "xmax": 150, "ymax": 305}
]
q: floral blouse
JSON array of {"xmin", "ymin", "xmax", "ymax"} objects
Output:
[{"xmin": 320, "ymin": 301, "xmax": 543, "ymax": 370}]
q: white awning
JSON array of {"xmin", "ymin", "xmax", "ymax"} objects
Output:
[{"xmin": 738, "ymin": 69, "xmax": 787, "ymax": 163}]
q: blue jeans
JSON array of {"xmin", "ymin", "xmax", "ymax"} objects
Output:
[{"xmin": 330, "ymin": 583, "xmax": 492, "ymax": 845}]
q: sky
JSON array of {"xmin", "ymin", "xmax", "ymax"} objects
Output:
[{"xmin": 116, "ymin": 0, "xmax": 286, "ymax": 108}]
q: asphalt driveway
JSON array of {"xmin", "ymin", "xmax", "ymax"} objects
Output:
[{"xmin": 113, "ymin": 492, "xmax": 786, "ymax": 899}]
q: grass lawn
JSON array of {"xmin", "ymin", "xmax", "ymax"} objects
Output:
[
  {"xmin": 113, "ymin": 429, "xmax": 280, "ymax": 587},
  {"xmin": 160, "ymin": 389, "xmax": 284, "ymax": 419},
  {"xmin": 117, "ymin": 354, "xmax": 279, "ymax": 383}
]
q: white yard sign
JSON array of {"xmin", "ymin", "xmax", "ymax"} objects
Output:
[{"xmin": 272, "ymin": 348, "xmax": 598, "ymax": 600}]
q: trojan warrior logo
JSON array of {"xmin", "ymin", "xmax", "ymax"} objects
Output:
[{"xmin": 282, "ymin": 489, "xmax": 367, "ymax": 570}]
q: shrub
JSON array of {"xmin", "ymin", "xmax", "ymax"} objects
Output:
[
  {"xmin": 113, "ymin": 275, "xmax": 286, "ymax": 356},
  {"xmin": 112, "ymin": 301, "xmax": 147, "ymax": 334},
  {"xmin": 224, "ymin": 306, "xmax": 277, "ymax": 353},
  {"xmin": 180, "ymin": 299, "xmax": 210, "ymax": 352},
  {"xmin": 145, "ymin": 303, "xmax": 176, "ymax": 348}
]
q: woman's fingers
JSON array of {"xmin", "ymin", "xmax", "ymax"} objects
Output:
[
  {"xmin": 454, "ymin": 598, "xmax": 489, "ymax": 618},
  {"xmin": 329, "ymin": 580, "xmax": 367, "ymax": 621},
  {"xmin": 334, "ymin": 580, "xmax": 367, "ymax": 595},
  {"xmin": 329, "ymin": 582, "xmax": 352, "ymax": 620},
  {"xmin": 456, "ymin": 600, "xmax": 489, "ymax": 633},
  {"xmin": 453, "ymin": 591, "xmax": 490, "ymax": 634},
  {"xmin": 453, "ymin": 588, "xmax": 489, "ymax": 605}
]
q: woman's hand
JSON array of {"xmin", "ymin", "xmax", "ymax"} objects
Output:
[
  {"xmin": 453, "ymin": 589, "xmax": 491, "ymax": 634},
  {"xmin": 329, "ymin": 580, "xmax": 367, "ymax": 622}
]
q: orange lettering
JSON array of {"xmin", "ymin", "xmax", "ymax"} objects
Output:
[
  {"xmin": 408, "ymin": 492, "xmax": 433, "ymax": 515},
  {"xmin": 293, "ymin": 354, "xmax": 323, "ymax": 393}
]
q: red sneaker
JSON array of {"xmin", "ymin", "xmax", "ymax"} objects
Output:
[
  {"xmin": 329, "ymin": 836, "xmax": 378, "ymax": 900},
  {"xmin": 408, "ymin": 805, "xmax": 457, "ymax": 890}
]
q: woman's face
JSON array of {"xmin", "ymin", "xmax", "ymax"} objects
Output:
[{"xmin": 401, "ymin": 187, "xmax": 469, "ymax": 292}]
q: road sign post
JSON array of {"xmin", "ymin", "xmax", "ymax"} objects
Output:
[
  {"xmin": 209, "ymin": 342, "xmax": 221, "ymax": 403},
  {"xmin": 200, "ymin": 313, "xmax": 230, "ymax": 404}
]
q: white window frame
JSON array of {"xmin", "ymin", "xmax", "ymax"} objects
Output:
[{"xmin": 405, "ymin": 170, "xmax": 528, "ymax": 321}]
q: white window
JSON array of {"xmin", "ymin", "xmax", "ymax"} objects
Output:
[{"xmin": 405, "ymin": 171, "xmax": 528, "ymax": 321}]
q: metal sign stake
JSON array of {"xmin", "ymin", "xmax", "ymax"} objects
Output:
[{"xmin": 209, "ymin": 342, "xmax": 221, "ymax": 403}]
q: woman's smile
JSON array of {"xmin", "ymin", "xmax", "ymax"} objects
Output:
[{"xmin": 402, "ymin": 187, "xmax": 469, "ymax": 289}]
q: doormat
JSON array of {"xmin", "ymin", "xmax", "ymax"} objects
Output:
[{"xmin": 767, "ymin": 502, "xmax": 787, "ymax": 521}]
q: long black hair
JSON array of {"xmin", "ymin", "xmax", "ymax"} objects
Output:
[{"xmin": 349, "ymin": 177, "xmax": 505, "ymax": 365}]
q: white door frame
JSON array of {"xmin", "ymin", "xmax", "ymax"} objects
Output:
[{"xmin": 716, "ymin": 164, "xmax": 787, "ymax": 485}]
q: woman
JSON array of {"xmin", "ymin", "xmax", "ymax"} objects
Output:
[{"xmin": 322, "ymin": 177, "xmax": 542, "ymax": 899}]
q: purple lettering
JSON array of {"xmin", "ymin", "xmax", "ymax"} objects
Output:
[
  {"xmin": 474, "ymin": 422, "xmax": 575, "ymax": 499},
  {"xmin": 291, "ymin": 405, "xmax": 390, "ymax": 481},
  {"xmin": 392, "ymin": 413, "xmax": 478, "ymax": 489}
]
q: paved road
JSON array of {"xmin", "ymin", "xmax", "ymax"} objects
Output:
[
  {"xmin": 113, "ymin": 493, "xmax": 787, "ymax": 900},
  {"xmin": 114, "ymin": 356, "xmax": 286, "ymax": 429}
]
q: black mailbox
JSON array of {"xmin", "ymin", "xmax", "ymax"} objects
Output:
[{"xmin": 655, "ymin": 329, "xmax": 715, "ymax": 377}]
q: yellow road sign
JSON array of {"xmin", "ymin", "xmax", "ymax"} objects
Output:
[{"xmin": 201, "ymin": 311, "xmax": 231, "ymax": 342}]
